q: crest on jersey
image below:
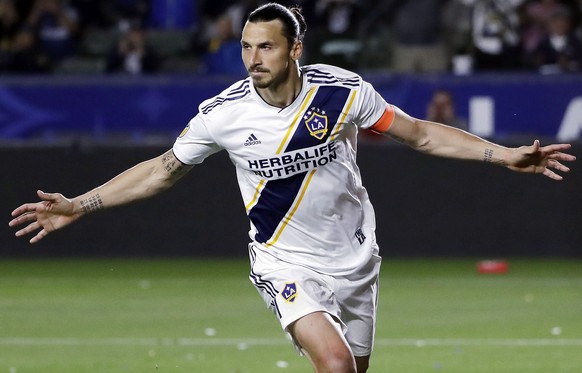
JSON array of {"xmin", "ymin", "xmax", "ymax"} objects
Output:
[
  {"xmin": 304, "ymin": 107, "xmax": 328, "ymax": 140},
  {"xmin": 281, "ymin": 282, "xmax": 298, "ymax": 303}
]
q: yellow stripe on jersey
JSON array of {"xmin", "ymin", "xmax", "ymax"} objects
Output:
[
  {"xmin": 245, "ymin": 179, "xmax": 266, "ymax": 212},
  {"xmin": 261, "ymin": 89, "xmax": 356, "ymax": 244},
  {"xmin": 275, "ymin": 87, "xmax": 318, "ymax": 154},
  {"xmin": 265, "ymin": 169, "xmax": 317, "ymax": 248},
  {"xmin": 245, "ymin": 87, "xmax": 318, "ymax": 213},
  {"xmin": 330, "ymin": 90, "xmax": 357, "ymax": 141}
]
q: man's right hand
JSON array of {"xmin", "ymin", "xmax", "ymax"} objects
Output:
[{"xmin": 9, "ymin": 190, "xmax": 81, "ymax": 244}]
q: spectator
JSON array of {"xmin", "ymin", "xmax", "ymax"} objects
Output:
[
  {"xmin": 532, "ymin": 6, "xmax": 582, "ymax": 73},
  {"xmin": 101, "ymin": 0, "xmax": 149, "ymax": 31},
  {"xmin": 442, "ymin": 0, "xmax": 476, "ymax": 74},
  {"xmin": 471, "ymin": 0, "xmax": 525, "ymax": 70},
  {"xmin": 0, "ymin": 26, "xmax": 51, "ymax": 73},
  {"xmin": 200, "ymin": 12, "xmax": 247, "ymax": 75},
  {"xmin": 520, "ymin": 0, "xmax": 563, "ymax": 57},
  {"xmin": 223, "ymin": 0, "xmax": 260, "ymax": 38},
  {"xmin": 391, "ymin": 0, "xmax": 449, "ymax": 73},
  {"xmin": 25, "ymin": 0, "xmax": 80, "ymax": 64},
  {"xmin": 0, "ymin": 0, "xmax": 20, "ymax": 47},
  {"xmin": 105, "ymin": 22, "xmax": 160, "ymax": 74},
  {"xmin": 425, "ymin": 89, "xmax": 468, "ymax": 131},
  {"xmin": 356, "ymin": 0, "xmax": 448, "ymax": 72},
  {"xmin": 306, "ymin": 0, "xmax": 362, "ymax": 70}
]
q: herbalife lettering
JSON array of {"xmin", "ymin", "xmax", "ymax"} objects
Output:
[{"xmin": 248, "ymin": 141, "xmax": 338, "ymax": 179}]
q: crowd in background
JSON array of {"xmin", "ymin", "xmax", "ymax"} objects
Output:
[{"xmin": 0, "ymin": 0, "xmax": 581, "ymax": 75}]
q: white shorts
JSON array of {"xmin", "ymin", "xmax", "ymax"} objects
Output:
[{"xmin": 248, "ymin": 243, "xmax": 381, "ymax": 357}]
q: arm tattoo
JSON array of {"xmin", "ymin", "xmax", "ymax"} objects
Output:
[
  {"xmin": 161, "ymin": 150, "xmax": 190, "ymax": 177},
  {"xmin": 484, "ymin": 148, "xmax": 494, "ymax": 163},
  {"xmin": 80, "ymin": 194, "xmax": 104, "ymax": 214}
]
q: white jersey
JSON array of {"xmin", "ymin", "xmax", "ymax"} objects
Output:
[{"xmin": 173, "ymin": 64, "xmax": 393, "ymax": 275}]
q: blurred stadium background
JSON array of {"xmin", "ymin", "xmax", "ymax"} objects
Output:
[{"xmin": 1, "ymin": 0, "xmax": 581, "ymax": 372}]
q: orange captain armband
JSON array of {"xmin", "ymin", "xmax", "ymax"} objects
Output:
[{"xmin": 369, "ymin": 105, "xmax": 395, "ymax": 134}]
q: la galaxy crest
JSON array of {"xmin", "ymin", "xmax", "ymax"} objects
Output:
[
  {"xmin": 304, "ymin": 107, "xmax": 328, "ymax": 140},
  {"xmin": 281, "ymin": 282, "xmax": 298, "ymax": 303}
]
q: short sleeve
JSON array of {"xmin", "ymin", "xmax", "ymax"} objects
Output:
[
  {"xmin": 353, "ymin": 81, "xmax": 394, "ymax": 132},
  {"xmin": 172, "ymin": 114, "xmax": 222, "ymax": 165}
]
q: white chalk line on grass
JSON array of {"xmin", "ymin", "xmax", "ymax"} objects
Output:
[{"xmin": 1, "ymin": 337, "xmax": 581, "ymax": 347}]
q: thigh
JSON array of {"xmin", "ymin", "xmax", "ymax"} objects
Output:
[{"xmin": 288, "ymin": 311, "xmax": 356, "ymax": 371}]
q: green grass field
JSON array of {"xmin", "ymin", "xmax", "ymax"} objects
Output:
[{"xmin": 0, "ymin": 259, "xmax": 581, "ymax": 373}]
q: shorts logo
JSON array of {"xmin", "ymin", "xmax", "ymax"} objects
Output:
[
  {"xmin": 304, "ymin": 107, "xmax": 328, "ymax": 140},
  {"xmin": 281, "ymin": 282, "xmax": 298, "ymax": 303}
]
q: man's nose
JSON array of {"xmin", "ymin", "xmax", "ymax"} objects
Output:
[{"xmin": 249, "ymin": 49, "xmax": 260, "ymax": 66}]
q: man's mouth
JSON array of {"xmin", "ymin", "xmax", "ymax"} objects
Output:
[{"xmin": 250, "ymin": 68, "xmax": 269, "ymax": 74}]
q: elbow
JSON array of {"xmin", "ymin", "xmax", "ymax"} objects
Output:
[
  {"xmin": 140, "ymin": 164, "xmax": 175, "ymax": 196},
  {"xmin": 413, "ymin": 137, "xmax": 432, "ymax": 153},
  {"xmin": 409, "ymin": 120, "xmax": 436, "ymax": 153}
]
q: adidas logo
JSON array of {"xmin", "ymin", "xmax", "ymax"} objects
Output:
[{"xmin": 244, "ymin": 133, "xmax": 262, "ymax": 146}]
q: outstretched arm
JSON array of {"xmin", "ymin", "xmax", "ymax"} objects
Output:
[
  {"xmin": 9, "ymin": 149, "xmax": 193, "ymax": 243},
  {"xmin": 386, "ymin": 109, "xmax": 576, "ymax": 180}
]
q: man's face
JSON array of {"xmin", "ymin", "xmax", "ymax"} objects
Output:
[{"xmin": 241, "ymin": 20, "xmax": 299, "ymax": 89}]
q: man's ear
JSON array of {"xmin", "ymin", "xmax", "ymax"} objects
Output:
[{"xmin": 291, "ymin": 40, "xmax": 303, "ymax": 61}]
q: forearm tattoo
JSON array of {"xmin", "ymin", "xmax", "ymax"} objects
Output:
[
  {"xmin": 161, "ymin": 150, "xmax": 190, "ymax": 177},
  {"xmin": 484, "ymin": 148, "xmax": 494, "ymax": 163},
  {"xmin": 80, "ymin": 194, "xmax": 104, "ymax": 214}
]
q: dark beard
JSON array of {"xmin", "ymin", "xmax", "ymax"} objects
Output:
[
  {"xmin": 251, "ymin": 66, "xmax": 289, "ymax": 90},
  {"xmin": 252, "ymin": 76, "xmax": 272, "ymax": 89}
]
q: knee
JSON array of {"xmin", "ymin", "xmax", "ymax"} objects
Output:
[{"xmin": 317, "ymin": 349, "xmax": 357, "ymax": 373}]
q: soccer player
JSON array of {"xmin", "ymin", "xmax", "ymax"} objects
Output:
[{"xmin": 9, "ymin": 3, "xmax": 575, "ymax": 373}]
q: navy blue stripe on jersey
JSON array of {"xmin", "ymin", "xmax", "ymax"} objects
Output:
[
  {"xmin": 201, "ymin": 80, "xmax": 250, "ymax": 114},
  {"xmin": 306, "ymin": 67, "xmax": 360, "ymax": 82},
  {"xmin": 286, "ymin": 85, "xmax": 351, "ymax": 151},
  {"xmin": 248, "ymin": 86, "xmax": 352, "ymax": 244},
  {"xmin": 305, "ymin": 68, "xmax": 360, "ymax": 88},
  {"xmin": 249, "ymin": 172, "xmax": 307, "ymax": 244}
]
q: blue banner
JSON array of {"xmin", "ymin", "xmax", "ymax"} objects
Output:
[
  {"xmin": 0, "ymin": 73, "xmax": 580, "ymax": 141},
  {"xmin": 372, "ymin": 73, "xmax": 582, "ymax": 141}
]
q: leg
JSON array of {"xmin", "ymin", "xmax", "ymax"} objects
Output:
[
  {"xmin": 355, "ymin": 356, "xmax": 370, "ymax": 373},
  {"xmin": 288, "ymin": 311, "xmax": 356, "ymax": 373}
]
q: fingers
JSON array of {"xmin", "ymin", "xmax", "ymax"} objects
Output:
[
  {"xmin": 9, "ymin": 190, "xmax": 56, "ymax": 226},
  {"xmin": 531, "ymin": 139, "xmax": 540, "ymax": 153},
  {"xmin": 9, "ymin": 196, "xmax": 51, "ymax": 243},
  {"xmin": 535, "ymin": 142, "xmax": 575, "ymax": 181},
  {"xmin": 10, "ymin": 203, "xmax": 41, "ymax": 220},
  {"xmin": 541, "ymin": 159, "xmax": 571, "ymax": 181},
  {"xmin": 9, "ymin": 209, "xmax": 50, "ymax": 243},
  {"xmin": 540, "ymin": 143, "xmax": 572, "ymax": 152},
  {"xmin": 9, "ymin": 210, "xmax": 38, "ymax": 228},
  {"xmin": 549, "ymin": 160, "xmax": 570, "ymax": 173},
  {"xmin": 30, "ymin": 229, "xmax": 48, "ymax": 244},
  {"xmin": 542, "ymin": 168, "xmax": 563, "ymax": 181},
  {"xmin": 37, "ymin": 189, "xmax": 59, "ymax": 202},
  {"xmin": 548, "ymin": 151, "xmax": 576, "ymax": 162},
  {"xmin": 14, "ymin": 220, "xmax": 42, "ymax": 238}
]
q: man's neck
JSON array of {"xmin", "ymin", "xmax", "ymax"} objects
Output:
[{"xmin": 256, "ymin": 66, "xmax": 302, "ymax": 108}]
